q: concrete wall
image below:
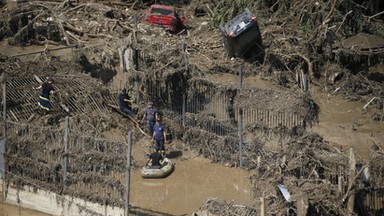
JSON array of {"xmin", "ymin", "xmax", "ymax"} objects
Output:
[{"xmin": 4, "ymin": 185, "xmax": 125, "ymax": 216}]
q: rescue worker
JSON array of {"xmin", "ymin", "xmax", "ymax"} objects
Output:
[
  {"xmin": 118, "ymin": 89, "xmax": 134, "ymax": 117},
  {"xmin": 35, "ymin": 77, "xmax": 55, "ymax": 115},
  {"xmin": 152, "ymin": 115, "xmax": 167, "ymax": 156},
  {"xmin": 147, "ymin": 148, "xmax": 164, "ymax": 169},
  {"xmin": 143, "ymin": 101, "xmax": 159, "ymax": 136}
]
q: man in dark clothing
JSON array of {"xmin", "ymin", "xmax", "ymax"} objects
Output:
[
  {"xmin": 35, "ymin": 77, "xmax": 55, "ymax": 114},
  {"xmin": 148, "ymin": 148, "xmax": 164, "ymax": 169},
  {"xmin": 152, "ymin": 115, "xmax": 167, "ymax": 155},
  {"xmin": 143, "ymin": 102, "xmax": 159, "ymax": 135},
  {"xmin": 118, "ymin": 89, "xmax": 134, "ymax": 117}
]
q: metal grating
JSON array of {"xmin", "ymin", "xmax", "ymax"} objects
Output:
[{"xmin": 4, "ymin": 76, "xmax": 117, "ymax": 122}]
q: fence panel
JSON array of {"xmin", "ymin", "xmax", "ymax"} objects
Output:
[
  {"xmin": 6, "ymin": 121, "xmax": 64, "ymax": 186},
  {"xmin": 65, "ymin": 130, "xmax": 127, "ymax": 203}
]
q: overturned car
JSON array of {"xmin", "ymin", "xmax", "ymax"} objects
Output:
[{"xmin": 220, "ymin": 8, "xmax": 263, "ymax": 61}]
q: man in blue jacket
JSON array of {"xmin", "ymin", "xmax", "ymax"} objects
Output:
[
  {"xmin": 152, "ymin": 115, "xmax": 167, "ymax": 156},
  {"xmin": 118, "ymin": 89, "xmax": 134, "ymax": 117}
]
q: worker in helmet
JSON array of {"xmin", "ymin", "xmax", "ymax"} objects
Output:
[{"xmin": 34, "ymin": 77, "xmax": 55, "ymax": 115}]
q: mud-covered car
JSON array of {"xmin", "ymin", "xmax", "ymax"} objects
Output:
[
  {"xmin": 144, "ymin": 4, "xmax": 185, "ymax": 33},
  {"xmin": 219, "ymin": 8, "xmax": 263, "ymax": 59}
]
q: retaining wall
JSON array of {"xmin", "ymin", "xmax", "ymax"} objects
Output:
[{"xmin": 5, "ymin": 185, "xmax": 124, "ymax": 216}]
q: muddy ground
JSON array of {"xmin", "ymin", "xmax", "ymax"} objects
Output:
[{"xmin": 1, "ymin": 0, "xmax": 384, "ymax": 215}]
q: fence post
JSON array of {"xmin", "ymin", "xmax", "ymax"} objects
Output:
[
  {"xmin": 260, "ymin": 193, "xmax": 265, "ymax": 216},
  {"xmin": 135, "ymin": 68, "xmax": 140, "ymax": 104},
  {"xmin": 63, "ymin": 116, "xmax": 69, "ymax": 191},
  {"xmin": 124, "ymin": 131, "xmax": 133, "ymax": 216},
  {"xmin": 1, "ymin": 83, "xmax": 7, "ymax": 199},
  {"xmin": 297, "ymin": 191, "xmax": 309, "ymax": 216},
  {"xmin": 347, "ymin": 148, "xmax": 356, "ymax": 215},
  {"xmin": 239, "ymin": 66, "xmax": 243, "ymax": 88},
  {"xmin": 239, "ymin": 66, "xmax": 243, "ymax": 168},
  {"xmin": 133, "ymin": 14, "xmax": 137, "ymax": 42},
  {"xmin": 302, "ymin": 72, "xmax": 308, "ymax": 92},
  {"xmin": 182, "ymin": 91, "xmax": 186, "ymax": 127}
]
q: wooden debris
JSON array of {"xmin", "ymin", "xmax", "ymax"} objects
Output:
[{"xmin": 106, "ymin": 103, "xmax": 149, "ymax": 138}]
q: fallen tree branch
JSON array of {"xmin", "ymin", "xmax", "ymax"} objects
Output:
[
  {"xmin": 323, "ymin": 0, "xmax": 337, "ymax": 24},
  {"xmin": 336, "ymin": 10, "xmax": 353, "ymax": 33},
  {"xmin": 106, "ymin": 103, "xmax": 149, "ymax": 138},
  {"xmin": 368, "ymin": 10, "xmax": 384, "ymax": 22},
  {"xmin": 342, "ymin": 164, "xmax": 369, "ymax": 203},
  {"xmin": 363, "ymin": 97, "xmax": 380, "ymax": 110}
]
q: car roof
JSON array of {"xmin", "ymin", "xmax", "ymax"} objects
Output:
[{"xmin": 150, "ymin": 4, "xmax": 176, "ymax": 10}]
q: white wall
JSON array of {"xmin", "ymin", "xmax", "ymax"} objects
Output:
[{"xmin": 4, "ymin": 185, "xmax": 125, "ymax": 216}]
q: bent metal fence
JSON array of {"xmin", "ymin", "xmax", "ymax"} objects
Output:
[{"xmin": 2, "ymin": 119, "xmax": 138, "ymax": 215}]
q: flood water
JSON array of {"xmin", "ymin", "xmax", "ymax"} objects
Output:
[{"xmin": 130, "ymin": 157, "xmax": 253, "ymax": 215}]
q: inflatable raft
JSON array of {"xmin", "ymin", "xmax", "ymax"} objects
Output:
[{"xmin": 141, "ymin": 158, "xmax": 175, "ymax": 178}]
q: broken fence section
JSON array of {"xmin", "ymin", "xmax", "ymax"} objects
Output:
[{"xmin": 2, "ymin": 120, "xmax": 159, "ymax": 215}]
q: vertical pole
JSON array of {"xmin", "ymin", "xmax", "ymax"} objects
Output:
[
  {"xmin": 135, "ymin": 65, "xmax": 139, "ymax": 104},
  {"xmin": 63, "ymin": 116, "xmax": 69, "ymax": 191},
  {"xmin": 297, "ymin": 191, "xmax": 309, "ymax": 216},
  {"xmin": 260, "ymin": 193, "xmax": 265, "ymax": 216},
  {"xmin": 182, "ymin": 91, "xmax": 186, "ymax": 127},
  {"xmin": 1, "ymin": 83, "xmax": 7, "ymax": 199},
  {"xmin": 239, "ymin": 66, "xmax": 243, "ymax": 168},
  {"xmin": 181, "ymin": 37, "xmax": 185, "ymax": 52},
  {"xmin": 0, "ymin": 139, "xmax": 4, "ymax": 201},
  {"xmin": 338, "ymin": 173, "xmax": 344, "ymax": 194},
  {"xmin": 124, "ymin": 131, "xmax": 133, "ymax": 216},
  {"xmin": 302, "ymin": 73, "xmax": 308, "ymax": 92},
  {"xmin": 134, "ymin": 14, "xmax": 140, "ymax": 105},
  {"xmin": 2, "ymin": 83, "xmax": 6, "ymax": 143},
  {"xmin": 239, "ymin": 108, "xmax": 243, "ymax": 168},
  {"xmin": 134, "ymin": 14, "xmax": 137, "ymax": 42},
  {"xmin": 239, "ymin": 66, "xmax": 244, "ymax": 88},
  {"xmin": 181, "ymin": 36, "xmax": 187, "ymax": 66},
  {"xmin": 347, "ymin": 148, "xmax": 356, "ymax": 215}
]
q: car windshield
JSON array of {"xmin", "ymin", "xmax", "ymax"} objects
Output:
[
  {"xmin": 228, "ymin": 15, "xmax": 252, "ymax": 35},
  {"xmin": 150, "ymin": 7, "xmax": 174, "ymax": 16}
]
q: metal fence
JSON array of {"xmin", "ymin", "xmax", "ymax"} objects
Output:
[
  {"xmin": 2, "ymin": 76, "xmax": 117, "ymax": 123},
  {"xmin": 3, "ymin": 119, "xmax": 134, "ymax": 213},
  {"xmin": 357, "ymin": 187, "xmax": 384, "ymax": 215},
  {"xmin": 144, "ymin": 77, "xmax": 306, "ymax": 137}
]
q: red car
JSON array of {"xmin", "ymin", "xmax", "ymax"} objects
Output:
[{"xmin": 144, "ymin": 4, "xmax": 185, "ymax": 33}]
